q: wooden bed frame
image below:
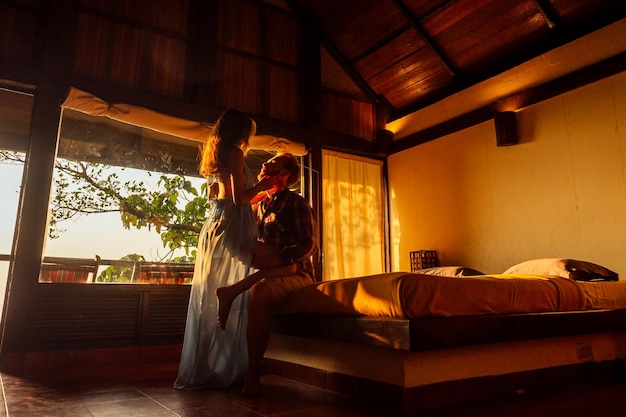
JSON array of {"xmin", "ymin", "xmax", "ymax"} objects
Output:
[{"xmin": 266, "ymin": 310, "xmax": 626, "ymax": 413}]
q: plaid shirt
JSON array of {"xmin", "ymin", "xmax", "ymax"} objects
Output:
[{"xmin": 254, "ymin": 188, "xmax": 317, "ymax": 273}]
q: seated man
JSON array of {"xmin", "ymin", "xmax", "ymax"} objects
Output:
[{"xmin": 216, "ymin": 152, "xmax": 317, "ymax": 395}]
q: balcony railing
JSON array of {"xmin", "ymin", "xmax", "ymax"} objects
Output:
[{"xmin": 1, "ymin": 254, "xmax": 194, "ymax": 284}]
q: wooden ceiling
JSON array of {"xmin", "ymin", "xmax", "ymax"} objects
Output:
[
  {"xmin": 288, "ymin": 0, "xmax": 626, "ymax": 122},
  {"xmin": 2, "ymin": 0, "xmax": 625, "ymax": 158}
]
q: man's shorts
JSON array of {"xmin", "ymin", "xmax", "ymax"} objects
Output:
[{"xmin": 264, "ymin": 271, "xmax": 314, "ymax": 307}]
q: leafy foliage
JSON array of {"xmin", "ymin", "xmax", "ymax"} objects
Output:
[
  {"xmin": 96, "ymin": 254, "xmax": 145, "ymax": 283},
  {"xmin": 1, "ymin": 150, "xmax": 209, "ymax": 262}
]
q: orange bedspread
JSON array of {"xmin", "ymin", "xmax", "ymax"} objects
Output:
[
  {"xmin": 277, "ymin": 272, "xmax": 617, "ymax": 318},
  {"xmin": 577, "ymin": 280, "xmax": 626, "ymax": 310}
]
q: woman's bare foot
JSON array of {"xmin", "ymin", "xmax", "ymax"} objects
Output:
[{"xmin": 215, "ymin": 286, "xmax": 237, "ymax": 330}]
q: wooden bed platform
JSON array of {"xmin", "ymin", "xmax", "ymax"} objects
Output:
[{"xmin": 266, "ymin": 310, "xmax": 626, "ymax": 413}]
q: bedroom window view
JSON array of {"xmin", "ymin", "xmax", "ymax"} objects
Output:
[
  {"xmin": 40, "ymin": 108, "xmax": 207, "ymax": 284},
  {"xmin": 41, "ymin": 156, "xmax": 205, "ymax": 284},
  {"xmin": 1, "ymin": 86, "xmax": 310, "ymax": 289},
  {"xmin": 40, "ymin": 108, "xmax": 282, "ymax": 285}
]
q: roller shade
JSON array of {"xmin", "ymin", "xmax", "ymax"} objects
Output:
[{"xmin": 61, "ymin": 87, "xmax": 307, "ymax": 156}]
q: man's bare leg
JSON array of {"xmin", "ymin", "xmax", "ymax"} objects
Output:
[
  {"xmin": 215, "ymin": 264, "xmax": 296, "ymax": 330},
  {"xmin": 241, "ymin": 281, "xmax": 273, "ymax": 395}
]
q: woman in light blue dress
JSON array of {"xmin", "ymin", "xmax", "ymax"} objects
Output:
[{"xmin": 174, "ymin": 109, "xmax": 275, "ymax": 389}]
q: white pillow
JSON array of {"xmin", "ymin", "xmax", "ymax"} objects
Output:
[{"xmin": 503, "ymin": 258, "xmax": 618, "ymax": 281}]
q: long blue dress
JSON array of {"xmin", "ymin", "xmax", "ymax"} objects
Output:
[{"xmin": 174, "ymin": 164, "xmax": 258, "ymax": 389}]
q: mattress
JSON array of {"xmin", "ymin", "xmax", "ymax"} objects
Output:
[{"xmin": 278, "ymin": 272, "xmax": 626, "ymax": 318}]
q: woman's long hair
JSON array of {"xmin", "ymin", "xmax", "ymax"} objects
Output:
[{"xmin": 199, "ymin": 108, "xmax": 256, "ymax": 177}]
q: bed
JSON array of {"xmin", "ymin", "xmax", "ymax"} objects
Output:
[{"xmin": 265, "ymin": 259, "xmax": 626, "ymax": 413}]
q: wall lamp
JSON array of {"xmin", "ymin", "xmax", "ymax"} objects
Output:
[{"xmin": 494, "ymin": 111, "xmax": 518, "ymax": 146}]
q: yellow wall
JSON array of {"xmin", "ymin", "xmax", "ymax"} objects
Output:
[{"xmin": 388, "ymin": 71, "xmax": 626, "ymax": 276}]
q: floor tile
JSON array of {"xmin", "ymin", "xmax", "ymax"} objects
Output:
[
  {"xmin": 1, "ymin": 363, "xmax": 625, "ymax": 417},
  {"xmin": 84, "ymin": 397, "xmax": 178, "ymax": 417}
]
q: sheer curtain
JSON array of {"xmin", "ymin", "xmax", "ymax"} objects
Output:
[{"xmin": 322, "ymin": 150, "xmax": 385, "ymax": 280}]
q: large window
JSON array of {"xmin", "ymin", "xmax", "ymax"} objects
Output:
[
  {"xmin": 39, "ymin": 108, "xmax": 202, "ymax": 283},
  {"xmin": 35, "ymin": 89, "xmax": 307, "ymax": 284},
  {"xmin": 0, "ymin": 87, "xmax": 307, "ymax": 286},
  {"xmin": 40, "ymin": 108, "xmax": 287, "ymax": 284}
]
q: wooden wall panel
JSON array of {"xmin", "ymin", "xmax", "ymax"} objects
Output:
[
  {"xmin": 80, "ymin": 0, "xmax": 189, "ymax": 34},
  {"xmin": 144, "ymin": 0, "xmax": 189, "ymax": 34},
  {"xmin": 213, "ymin": 0, "xmax": 301, "ymax": 124},
  {"xmin": 321, "ymin": 92, "xmax": 375, "ymax": 141},
  {"xmin": 142, "ymin": 32, "xmax": 187, "ymax": 96},
  {"xmin": 0, "ymin": 4, "xmax": 39, "ymax": 64},
  {"xmin": 266, "ymin": 8, "xmax": 299, "ymax": 66},
  {"xmin": 214, "ymin": 51, "xmax": 261, "ymax": 115},
  {"xmin": 142, "ymin": 291, "xmax": 190, "ymax": 342},
  {"xmin": 72, "ymin": 3, "xmax": 188, "ymax": 98},
  {"xmin": 0, "ymin": 0, "xmax": 366, "ymax": 140},
  {"xmin": 109, "ymin": 23, "xmax": 144, "ymax": 88},
  {"xmin": 268, "ymin": 65, "xmax": 301, "ymax": 123},
  {"xmin": 218, "ymin": 0, "xmax": 261, "ymax": 55},
  {"xmin": 31, "ymin": 291, "xmax": 141, "ymax": 349},
  {"xmin": 26, "ymin": 285, "xmax": 192, "ymax": 351},
  {"xmin": 73, "ymin": 14, "xmax": 113, "ymax": 82}
]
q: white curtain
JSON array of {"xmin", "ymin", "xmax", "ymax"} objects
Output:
[{"xmin": 322, "ymin": 150, "xmax": 385, "ymax": 280}]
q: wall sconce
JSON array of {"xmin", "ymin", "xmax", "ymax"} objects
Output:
[{"xmin": 494, "ymin": 111, "xmax": 518, "ymax": 146}]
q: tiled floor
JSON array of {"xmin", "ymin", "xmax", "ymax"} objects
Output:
[{"xmin": 0, "ymin": 361, "xmax": 625, "ymax": 417}]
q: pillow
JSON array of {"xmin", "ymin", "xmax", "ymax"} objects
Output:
[
  {"xmin": 416, "ymin": 266, "xmax": 485, "ymax": 277},
  {"xmin": 503, "ymin": 258, "xmax": 618, "ymax": 282}
]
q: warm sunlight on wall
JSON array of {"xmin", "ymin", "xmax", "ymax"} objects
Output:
[{"xmin": 388, "ymin": 71, "xmax": 626, "ymax": 277}]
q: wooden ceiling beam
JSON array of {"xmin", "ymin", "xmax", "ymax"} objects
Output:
[
  {"xmin": 393, "ymin": 0, "xmax": 456, "ymax": 78},
  {"xmin": 286, "ymin": 0, "xmax": 380, "ymax": 104}
]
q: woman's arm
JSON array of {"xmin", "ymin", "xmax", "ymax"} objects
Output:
[{"xmin": 223, "ymin": 148, "xmax": 274, "ymax": 206}]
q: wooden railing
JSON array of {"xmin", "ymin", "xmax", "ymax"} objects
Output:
[{"xmin": 1, "ymin": 254, "xmax": 194, "ymax": 284}]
